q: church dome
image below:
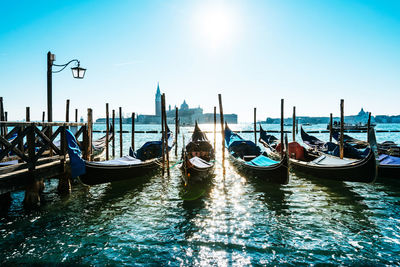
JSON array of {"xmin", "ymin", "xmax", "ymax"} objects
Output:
[{"xmin": 180, "ymin": 100, "xmax": 189, "ymax": 110}]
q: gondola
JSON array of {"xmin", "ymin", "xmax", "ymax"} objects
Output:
[
  {"xmin": 260, "ymin": 126, "xmax": 377, "ymax": 183},
  {"xmin": 301, "ymin": 126, "xmax": 369, "ymax": 159},
  {"xmin": 180, "ymin": 122, "xmax": 215, "ymax": 185},
  {"xmin": 332, "ymin": 131, "xmax": 400, "ymax": 156},
  {"xmin": 225, "ymin": 123, "xmax": 289, "ymax": 184},
  {"xmin": 66, "ymin": 127, "xmax": 173, "ymax": 186},
  {"xmin": 323, "ymin": 130, "xmax": 400, "ymax": 179},
  {"xmin": 92, "ymin": 125, "xmax": 115, "ymax": 157}
]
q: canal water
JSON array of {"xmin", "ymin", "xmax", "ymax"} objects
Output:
[{"xmin": 1, "ymin": 123, "xmax": 400, "ymax": 265}]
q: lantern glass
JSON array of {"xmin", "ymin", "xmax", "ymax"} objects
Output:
[{"xmin": 71, "ymin": 67, "xmax": 86, "ymax": 79}]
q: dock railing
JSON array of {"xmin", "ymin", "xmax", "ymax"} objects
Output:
[{"xmin": 0, "ymin": 121, "xmax": 88, "ymax": 172}]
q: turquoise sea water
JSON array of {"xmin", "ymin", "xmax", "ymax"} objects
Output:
[{"xmin": 1, "ymin": 123, "xmax": 400, "ymax": 265}]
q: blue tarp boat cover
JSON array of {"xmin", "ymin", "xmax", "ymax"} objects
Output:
[
  {"xmin": 129, "ymin": 131, "xmax": 173, "ymax": 160},
  {"xmin": 246, "ymin": 155, "xmax": 279, "ymax": 167},
  {"xmin": 379, "ymin": 154, "xmax": 400, "ymax": 165},
  {"xmin": 259, "ymin": 127, "xmax": 279, "ymax": 146},
  {"xmin": 225, "ymin": 126, "xmax": 261, "ymax": 156},
  {"xmin": 65, "ymin": 129, "xmax": 86, "ymax": 178}
]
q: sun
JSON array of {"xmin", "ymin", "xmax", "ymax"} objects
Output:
[{"xmin": 193, "ymin": 3, "xmax": 237, "ymax": 49}]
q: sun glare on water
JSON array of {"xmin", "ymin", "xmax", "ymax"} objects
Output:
[{"xmin": 193, "ymin": 3, "xmax": 238, "ymax": 49}]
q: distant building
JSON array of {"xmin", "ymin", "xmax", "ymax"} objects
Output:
[
  {"xmin": 265, "ymin": 108, "xmax": 376, "ymax": 124},
  {"xmin": 110, "ymin": 84, "xmax": 239, "ymax": 125}
]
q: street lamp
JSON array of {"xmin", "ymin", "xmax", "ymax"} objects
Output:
[{"xmin": 47, "ymin": 51, "xmax": 86, "ymax": 122}]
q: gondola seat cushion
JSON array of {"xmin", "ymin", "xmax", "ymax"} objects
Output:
[{"xmin": 276, "ymin": 142, "xmax": 305, "ymax": 160}]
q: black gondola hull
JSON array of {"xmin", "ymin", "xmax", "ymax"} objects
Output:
[
  {"xmin": 80, "ymin": 159, "xmax": 160, "ymax": 185},
  {"xmin": 378, "ymin": 165, "xmax": 400, "ymax": 180},
  {"xmin": 228, "ymin": 153, "xmax": 289, "ymax": 184},
  {"xmin": 180, "ymin": 160, "xmax": 215, "ymax": 184},
  {"xmin": 268, "ymin": 150, "xmax": 376, "ymax": 183}
]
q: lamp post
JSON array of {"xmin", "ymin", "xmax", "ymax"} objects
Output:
[{"xmin": 47, "ymin": 51, "xmax": 86, "ymax": 122}]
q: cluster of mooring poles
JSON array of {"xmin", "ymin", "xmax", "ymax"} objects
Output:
[{"xmin": 0, "ymin": 91, "xmax": 381, "ymax": 212}]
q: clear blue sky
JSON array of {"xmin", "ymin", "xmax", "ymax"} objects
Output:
[{"xmin": 0, "ymin": 0, "xmax": 399, "ymax": 122}]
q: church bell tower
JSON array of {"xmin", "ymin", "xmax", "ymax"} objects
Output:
[{"xmin": 155, "ymin": 82, "xmax": 161, "ymax": 116}]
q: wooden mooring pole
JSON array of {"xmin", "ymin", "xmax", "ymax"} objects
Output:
[
  {"xmin": 213, "ymin": 106, "xmax": 216, "ymax": 151},
  {"xmin": 367, "ymin": 112, "xmax": 371, "ymax": 141},
  {"xmin": 281, "ymin": 99, "xmax": 284, "ymax": 158},
  {"xmin": 131, "ymin": 112, "xmax": 135, "ymax": 151},
  {"xmin": 162, "ymin": 94, "xmax": 170, "ymax": 177},
  {"xmin": 75, "ymin": 109, "xmax": 78, "ymax": 123},
  {"xmin": 106, "ymin": 103, "xmax": 109, "ymax": 160},
  {"xmin": 329, "ymin": 113, "xmax": 333, "ymax": 142},
  {"xmin": 218, "ymin": 94, "xmax": 225, "ymax": 164},
  {"xmin": 58, "ymin": 123, "xmax": 70, "ymax": 195},
  {"xmin": 340, "ymin": 100, "xmax": 344, "ymax": 159},
  {"xmin": 161, "ymin": 94, "xmax": 166, "ymax": 176},
  {"xmin": 292, "ymin": 106, "xmax": 296, "ymax": 142},
  {"xmin": 42, "ymin": 111, "xmax": 45, "ymax": 122},
  {"xmin": 26, "ymin": 107, "xmax": 30, "ymax": 122},
  {"xmin": 88, "ymin": 108, "xmax": 93, "ymax": 160},
  {"xmin": 65, "ymin": 99, "xmax": 70, "ymax": 122},
  {"xmin": 254, "ymin": 107, "xmax": 257, "ymax": 145},
  {"xmin": 119, "ymin": 107, "xmax": 123, "ymax": 157},
  {"xmin": 4, "ymin": 111, "xmax": 7, "ymax": 135},
  {"xmin": 175, "ymin": 107, "xmax": 178, "ymax": 157},
  {"xmin": 0, "ymin": 97, "xmax": 4, "ymax": 137},
  {"xmin": 112, "ymin": 109, "xmax": 115, "ymax": 158}
]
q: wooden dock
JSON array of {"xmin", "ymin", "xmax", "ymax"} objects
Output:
[{"xmin": 0, "ymin": 121, "xmax": 90, "ymax": 207}]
